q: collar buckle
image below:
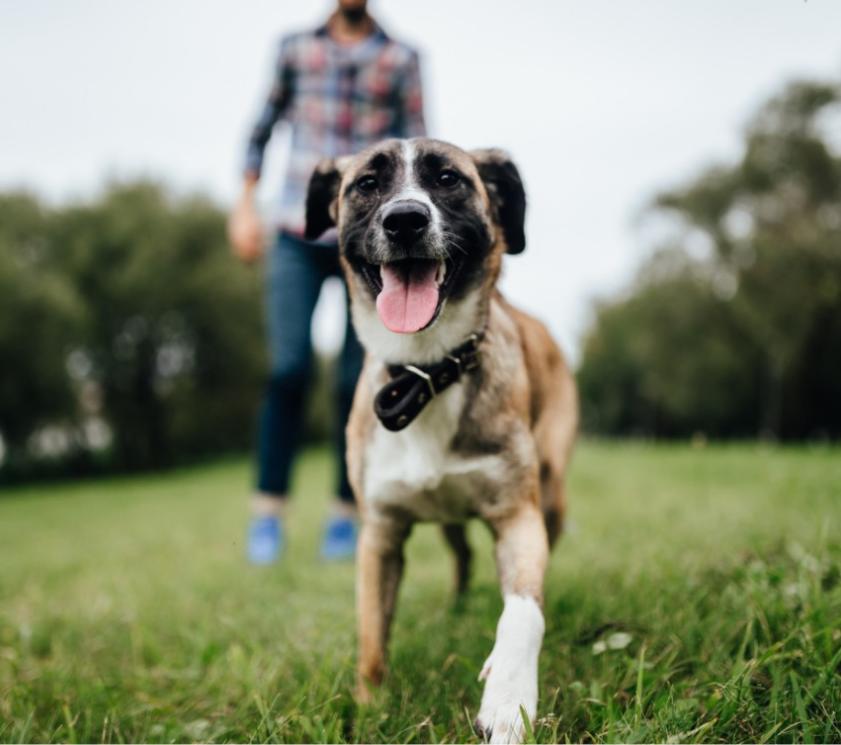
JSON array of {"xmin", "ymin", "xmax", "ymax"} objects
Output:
[{"xmin": 402, "ymin": 364, "xmax": 436, "ymax": 401}]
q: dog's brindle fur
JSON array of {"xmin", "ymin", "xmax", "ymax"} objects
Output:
[{"xmin": 305, "ymin": 138, "xmax": 577, "ymax": 743}]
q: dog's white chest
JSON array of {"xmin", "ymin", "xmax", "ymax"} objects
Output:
[{"xmin": 363, "ymin": 383, "xmax": 502, "ymax": 522}]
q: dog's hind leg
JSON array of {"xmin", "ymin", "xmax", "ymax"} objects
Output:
[
  {"xmin": 441, "ymin": 523, "xmax": 472, "ymax": 595},
  {"xmin": 534, "ymin": 353, "xmax": 577, "ymax": 550},
  {"xmin": 541, "ymin": 472, "xmax": 566, "ymax": 549}
]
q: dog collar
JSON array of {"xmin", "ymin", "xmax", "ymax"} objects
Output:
[{"xmin": 373, "ymin": 332, "xmax": 484, "ymax": 432}]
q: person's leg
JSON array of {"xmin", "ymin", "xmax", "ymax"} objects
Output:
[
  {"xmin": 250, "ymin": 231, "xmax": 323, "ymax": 563},
  {"xmin": 335, "ymin": 288, "xmax": 365, "ymax": 504},
  {"xmin": 320, "ymin": 257, "xmax": 365, "ymax": 559}
]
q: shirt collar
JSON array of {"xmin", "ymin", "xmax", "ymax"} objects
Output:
[{"xmin": 314, "ymin": 19, "xmax": 389, "ymax": 43}]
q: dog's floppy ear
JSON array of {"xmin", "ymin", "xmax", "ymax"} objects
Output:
[
  {"xmin": 304, "ymin": 158, "xmax": 343, "ymax": 240},
  {"xmin": 471, "ymin": 149, "xmax": 527, "ymax": 254}
]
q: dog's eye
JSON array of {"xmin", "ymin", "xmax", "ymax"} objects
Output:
[
  {"xmin": 437, "ymin": 170, "xmax": 460, "ymax": 187},
  {"xmin": 356, "ymin": 175, "xmax": 378, "ymax": 193}
]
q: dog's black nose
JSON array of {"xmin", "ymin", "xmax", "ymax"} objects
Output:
[{"xmin": 382, "ymin": 201, "xmax": 431, "ymax": 244}]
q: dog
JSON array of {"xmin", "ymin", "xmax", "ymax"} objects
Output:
[{"xmin": 304, "ymin": 137, "xmax": 577, "ymax": 743}]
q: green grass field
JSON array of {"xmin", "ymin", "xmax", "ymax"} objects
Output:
[{"xmin": 0, "ymin": 442, "xmax": 839, "ymax": 743}]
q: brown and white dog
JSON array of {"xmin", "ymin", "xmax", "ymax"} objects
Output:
[{"xmin": 304, "ymin": 138, "xmax": 577, "ymax": 743}]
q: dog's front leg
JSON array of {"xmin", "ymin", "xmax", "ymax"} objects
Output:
[
  {"xmin": 355, "ymin": 516, "xmax": 410, "ymax": 702},
  {"xmin": 476, "ymin": 505, "xmax": 548, "ymax": 744}
]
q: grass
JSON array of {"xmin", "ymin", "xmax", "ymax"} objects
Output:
[{"xmin": 0, "ymin": 441, "xmax": 839, "ymax": 743}]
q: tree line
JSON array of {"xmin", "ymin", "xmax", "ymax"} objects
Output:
[
  {"xmin": 578, "ymin": 79, "xmax": 841, "ymax": 440},
  {"xmin": 0, "ymin": 181, "xmax": 341, "ymax": 483},
  {"xmin": 1, "ymin": 77, "xmax": 839, "ymax": 483},
  {"xmin": 0, "ymin": 183, "xmax": 271, "ymax": 481}
]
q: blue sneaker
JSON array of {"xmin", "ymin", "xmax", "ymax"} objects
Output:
[
  {"xmin": 247, "ymin": 515, "xmax": 283, "ymax": 564},
  {"xmin": 320, "ymin": 516, "xmax": 357, "ymax": 560}
]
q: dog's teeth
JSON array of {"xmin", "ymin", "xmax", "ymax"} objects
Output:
[{"xmin": 436, "ymin": 261, "xmax": 446, "ymax": 285}]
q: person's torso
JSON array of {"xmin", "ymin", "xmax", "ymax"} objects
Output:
[
  {"xmin": 277, "ymin": 26, "xmax": 420, "ymax": 233},
  {"xmin": 286, "ymin": 28, "xmax": 414, "ymax": 156}
]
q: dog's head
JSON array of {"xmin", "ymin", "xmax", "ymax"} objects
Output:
[{"xmin": 304, "ymin": 138, "xmax": 526, "ymax": 358}]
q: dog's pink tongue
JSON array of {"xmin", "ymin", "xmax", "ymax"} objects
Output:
[{"xmin": 376, "ymin": 263, "xmax": 439, "ymax": 334}]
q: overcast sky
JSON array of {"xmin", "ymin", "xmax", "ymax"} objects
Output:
[{"xmin": 2, "ymin": 0, "xmax": 840, "ymax": 358}]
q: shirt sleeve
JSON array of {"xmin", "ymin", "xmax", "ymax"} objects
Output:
[
  {"xmin": 244, "ymin": 38, "xmax": 295, "ymax": 178},
  {"xmin": 395, "ymin": 49, "xmax": 427, "ymax": 138}
]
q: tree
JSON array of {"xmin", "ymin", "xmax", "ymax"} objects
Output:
[
  {"xmin": 0, "ymin": 182, "xmax": 269, "ymax": 478},
  {"xmin": 0, "ymin": 193, "xmax": 85, "ymax": 463},
  {"xmin": 578, "ymin": 250, "xmax": 762, "ymax": 438},
  {"xmin": 579, "ymin": 79, "xmax": 841, "ymax": 439},
  {"xmin": 52, "ymin": 181, "xmax": 267, "ymax": 469}
]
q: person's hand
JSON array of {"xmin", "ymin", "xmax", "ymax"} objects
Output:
[{"xmin": 228, "ymin": 187, "xmax": 264, "ymax": 263}]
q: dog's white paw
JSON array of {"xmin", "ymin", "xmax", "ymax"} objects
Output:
[
  {"xmin": 475, "ymin": 664, "xmax": 536, "ymax": 743},
  {"xmin": 474, "ymin": 595, "xmax": 544, "ymax": 744}
]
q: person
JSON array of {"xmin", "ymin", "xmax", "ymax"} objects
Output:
[{"xmin": 228, "ymin": 0, "xmax": 426, "ymax": 564}]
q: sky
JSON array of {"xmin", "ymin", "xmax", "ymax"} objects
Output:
[{"xmin": 2, "ymin": 0, "xmax": 840, "ymax": 358}]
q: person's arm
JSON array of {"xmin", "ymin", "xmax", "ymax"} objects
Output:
[
  {"xmin": 229, "ymin": 39, "xmax": 295, "ymax": 263},
  {"xmin": 394, "ymin": 49, "xmax": 427, "ymax": 138},
  {"xmin": 229, "ymin": 171, "xmax": 263, "ymax": 263}
]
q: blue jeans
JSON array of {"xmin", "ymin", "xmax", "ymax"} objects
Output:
[{"xmin": 257, "ymin": 231, "xmax": 363, "ymax": 502}]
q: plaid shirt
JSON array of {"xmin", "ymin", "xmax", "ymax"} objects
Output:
[{"xmin": 245, "ymin": 22, "xmax": 426, "ymax": 235}]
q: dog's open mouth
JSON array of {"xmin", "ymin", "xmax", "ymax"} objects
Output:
[{"xmin": 359, "ymin": 257, "xmax": 461, "ymax": 334}]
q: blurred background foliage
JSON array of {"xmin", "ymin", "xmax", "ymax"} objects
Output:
[
  {"xmin": 2, "ymin": 78, "xmax": 840, "ymax": 483},
  {"xmin": 0, "ymin": 183, "xmax": 267, "ymax": 482},
  {"xmin": 578, "ymin": 79, "xmax": 841, "ymax": 440}
]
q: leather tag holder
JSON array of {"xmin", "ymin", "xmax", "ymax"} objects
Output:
[{"xmin": 373, "ymin": 334, "xmax": 482, "ymax": 432}]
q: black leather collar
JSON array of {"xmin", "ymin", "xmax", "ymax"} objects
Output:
[{"xmin": 373, "ymin": 332, "xmax": 484, "ymax": 432}]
